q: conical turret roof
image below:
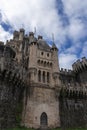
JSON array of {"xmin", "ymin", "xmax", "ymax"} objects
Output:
[{"xmin": 52, "ymin": 43, "xmax": 58, "ymax": 50}]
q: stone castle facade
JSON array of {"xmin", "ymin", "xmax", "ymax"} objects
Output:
[{"xmin": 0, "ymin": 28, "xmax": 87, "ymax": 129}]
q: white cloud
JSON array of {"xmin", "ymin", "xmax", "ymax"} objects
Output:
[
  {"xmin": 62, "ymin": 0, "xmax": 87, "ymax": 17},
  {"xmin": 59, "ymin": 53, "xmax": 77, "ymax": 69},
  {"xmin": 0, "ymin": 0, "xmax": 87, "ymax": 68},
  {"xmin": 81, "ymin": 41, "xmax": 87, "ymax": 57},
  {"xmin": 65, "ymin": 42, "xmax": 82, "ymax": 54},
  {"xmin": 0, "ymin": 0, "xmax": 87, "ymax": 44},
  {"xmin": 0, "ymin": 25, "xmax": 12, "ymax": 42},
  {"xmin": 0, "ymin": 0, "xmax": 70, "ymax": 45},
  {"xmin": 0, "ymin": 0, "xmax": 60, "ymax": 34},
  {"xmin": 62, "ymin": 0, "xmax": 87, "ymax": 42},
  {"xmin": 68, "ymin": 18, "xmax": 86, "ymax": 42}
]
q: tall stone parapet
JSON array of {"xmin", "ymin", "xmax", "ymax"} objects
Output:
[
  {"xmin": 13, "ymin": 30, "xmax": 19, "ymax": 41},
  {"xmin": 59, "ymin": 68, "xmax": 76, "ymax": 88},
  {"xmin": 19, "ymin": 28, "xmax": 25, "ymax": 41},
  {"xmin": 51, "ymin": 43, "xmax": 59, "ymax": 73},
  {"xmin": 0, "ymin": 43, "xmax": 27, "ymax": 129},
  {"xmin": 72, "ymin": 57, "xmax": 87, "ymax": 73},
  {"xmin": 60, "ymin": 68, "xmax": 73, "ymax": 75},
  {"xmin": 0, "ymin": 41, "xmax": 4, "ymax": 45},
  {"xmin": 13, "ymin": 28, "xmax": 25, "ymax": 41},
  {"xmin": 72, "ymin": 57, "xmax": 87, "ymax": 86}
]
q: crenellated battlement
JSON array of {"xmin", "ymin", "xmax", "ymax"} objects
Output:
[
  {"xmin": 60, "ymin": 85, "xmax": 87, "ymax": 99},
  {"xmin": 0, "ymin": 41, "xmax": 4, "ymax": 45},
  {"xmin": 72, "ymin": 57, "xmax": 87, "ymax": 73},
  {"xmin": 0, "ymin": 43, "xmax": 27, "ymax": 88},
  {"xmin": 0, "ymin": 57, "xmax": 27, "ymax": 87},
  {"xmin": 60, "ymin": 68, "xmax": 73, "ymax": 75}
]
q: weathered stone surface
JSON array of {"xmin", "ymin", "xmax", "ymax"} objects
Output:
[
  {"xmin": 22, "ymin": 86, "xmax": 60, "ymax": 129},
  {"xmin": 59, "ymin": 97, "xmax": 87, "ymax": 128},
  {"xmin": 0, "ymin": 80, "xmax": 24, "ymax": 128}
]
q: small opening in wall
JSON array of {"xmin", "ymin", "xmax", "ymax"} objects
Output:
[
  {"xmin": 41, "ymin": 52, "xmax": 44, "ymax": 55},
  {"xmin": 50, "ymin": 63, "xmax": 52, "ymax": 67},
  {"xmin": 47, "ymin": 72, "xmax": 50, "ymax": 83},
  {"xmin": 47, "ymin": 53, "xmax": 49, "ymax": 57},
  {"xmin": 38, "ymin": 70, "xmax": 41, "ymax": 82},
  {"xmin": 43, "ymin": 71, "xmax": 45, "ymax": 83}
]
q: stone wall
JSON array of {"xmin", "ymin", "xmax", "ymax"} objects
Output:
[
  {"xmin": 22, "ymin": 85, "xmax": 60, "ymax": 129},
  {"xmin": 0, "ymin": 44, "xmax": 25, "ymax": 129},
  {"xmin": 59, "ymin": 94, "xmax": 87, "ymax": 128},
  {"xmin": 0, "ymin": 77, "xmax": 24, "ymax": 129}
]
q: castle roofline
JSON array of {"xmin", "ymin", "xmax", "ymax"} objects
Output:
[
  {"xmin": 72, "ymin": 57, "xmax": 87, "ymax": 73},
  {"xmin": 60, "ymin": 68, "xmax": 73, "ymax": 75},
  {"xmin": 51, "ymin": 43, "xmax": 58, "ymax": 51},
  {"xmin": 37, "ymin": 38, "xmax": 51, "ymax": 51}
]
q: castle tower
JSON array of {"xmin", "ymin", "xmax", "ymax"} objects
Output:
[
  {"xmin": 51, "ymin": 43, "xmax": 59, "ymax": 73},
  {"xmin": 51, "ymin": 43, "xmax": 61, "ymax": 87},
  {"xmin": 19, "ymin": 28, "xmax": 25, "ymax": 41},
  {"xmin": 22, "ymin": 34, "xmax": 61, "ymax": 129},
  {"xmin": 28, "ymin": 32, "xmax": 37, "ymax": 83}
]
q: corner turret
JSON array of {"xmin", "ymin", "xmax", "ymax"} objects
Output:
[
  {"xmin": 19, "ymin": 28, "xmax": 25, "ymax": 41},
  {"xmin": 52, "ymin": 43, "xmax": 58, "ymax": 51},
  {"xmin": 51, "ymin": 42, "xmax": 60, "ymax": 88},
  {"xmin": 51, "ymin": 42, "xmax": 59, "ymax": 72},
  {"xmin": 13, "ymin": 31, "xmax": 19, "ymax": 40},
  {"xmin": 28, "ymin": 32, "xmax": 38, "ymax": 83}
]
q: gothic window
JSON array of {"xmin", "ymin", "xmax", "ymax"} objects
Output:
[
  {"xmin": 38, "ymin": 60, "xmax": 40, "ymax": 65},
  {"xmin": 41, "ymin": 60, "xmax": 43, "ymax": 65},
  {"xmin": 47, "ymin": 72, "xmax": 50, "ymax": 83},
  {"xmin": 44, "ymin": 61, "xmax": 46, "ymax": 67},
  {"xmin": 43, "ymin": 71, "xmax": 45, "ymax": 83},
  {"xmin": 47, "ymin": 62, "xmax": 49, "ymax": 67},
  {"xmin": 38, "ymin": 70, "xmax": 41, "ymax": 82}
]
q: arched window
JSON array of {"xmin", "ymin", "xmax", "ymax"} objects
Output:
[
  {"xmin": 40, "ymin": 112, "xmax": 48, "ymax": 126},
  {"xmin": 44, "ymin": 61, "xmax": 46, "ymax": 67},
  {"xmin": 41, "ymin": 52, "xmax": 44, "ymax": 56},
  {"xmin": 43, "ymin": 71, "xmax": 45, "ymax": 83},
  {"xmin": 47, "ymin": 62, "xmax": 49, "ymax": 67},
  {"xmin": 38, "ymin": 70, "xmax": 41, "ymax": 82},
  {"xmin": 38, "ymin": 60, "xmax": 40, "ymax": 65},
  {"xmin": 41, "ymin": 60, "xmax": 43, "ymax": 65},
  {"xmin": 50, "ymin": 62, "xmax": 52, "ymax": 67},
  {"xmin": 47, "ymin": 72, "xmax": 50, "ymax": 83}
]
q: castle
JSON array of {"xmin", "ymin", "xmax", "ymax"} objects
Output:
[{"xmin": 0, "ymin": 28, "xmax": 87, "ymax": 129}]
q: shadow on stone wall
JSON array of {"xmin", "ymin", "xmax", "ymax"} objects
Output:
[
  {"xmin": 0, "ymin": 79, "xmax": 25, "ymax": 129},
  {"xmin": 59, "ymin": 95, "xmax": 87, "ymax": 128}
]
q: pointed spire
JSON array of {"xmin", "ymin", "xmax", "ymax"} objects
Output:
[
  {"xmin": 52, "ymin": 43, "xmax": 57, "ymax": 48},
  {"xmin": 51, "ymin": 33, "xmax": 58, "ymax": 50},
  {"xmin": 52, "ymin": 33, "xmax": 54, "ymax": 43},
  {"xmin": 52, "ymin": 43, "xmax": 58, "ymax": 50},
  {"xmin": 34, "ymin": 27, "xmax": 36, "ymax": 35}
]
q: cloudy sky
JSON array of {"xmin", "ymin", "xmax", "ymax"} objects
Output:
[{"xmin": 0, "ymin": 0, "xmax": 87, "ymax": 69}]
